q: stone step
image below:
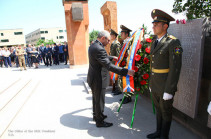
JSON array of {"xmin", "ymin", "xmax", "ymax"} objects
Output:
[{"xmin": 0, "ymin": 79, "xmax": 40, "ymax": 138}]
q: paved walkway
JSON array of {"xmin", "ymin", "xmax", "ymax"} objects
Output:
[{"xmin": 0, "ymin": 64, "xmax": 201, "ymax": 139}]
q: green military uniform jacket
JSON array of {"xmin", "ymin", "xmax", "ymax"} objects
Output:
[
  {"xmin": 117, "ymin": 37, "xmax": 130, "ymax": 56},
  {"xmin": 149, "ymin": 34, "xmax": 183, "ymax": 95},
  {"xmin": 16, "ymin": 48, "xmax": 25, "ymax": 58},
  {"xmin": 110, "ymin": 39, "xmax": 121, "ymax": 64}
]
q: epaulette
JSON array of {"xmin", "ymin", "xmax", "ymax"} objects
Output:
[{"xmin": 168, "ymin": 35, "xmax": 176, "ymax": 40}]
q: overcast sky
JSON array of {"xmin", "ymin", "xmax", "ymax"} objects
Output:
[{"xmin": 0, "ymin": 0, "xmax": 186, "ymax": 35}]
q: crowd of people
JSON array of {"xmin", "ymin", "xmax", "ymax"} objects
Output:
[{"xmin": 0, "ymin": 42, "xmax": 69, "ymax": 70}]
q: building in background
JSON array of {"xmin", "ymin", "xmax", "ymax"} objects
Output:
[
  {"xmin": 25, "ymin": 27, "xmax": 67, "ymax": 46},
  {"xmin": 0, "ymin": 29, "xmax": 25, "ymax": 48}
]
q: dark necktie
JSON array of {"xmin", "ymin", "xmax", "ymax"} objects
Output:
[{"xmin": 154, "ymin": 40, "xmax": 158, "ymax": 49}]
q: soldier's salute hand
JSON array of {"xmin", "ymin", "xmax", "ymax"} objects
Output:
[{"xmin": 128, "ymin": 69, "xmax": 135, "ymax": 77}]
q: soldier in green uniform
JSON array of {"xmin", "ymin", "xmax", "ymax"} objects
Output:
[
  {"xmin": 16, "ymin": 45, "xmax": 27, "ymax": 71},
  {"xmin": 115, "ymin": 25, "xmax": 132, "ymax": 104},
  {"xmin": 110, "ymin": 29, "xmax": 120, "ymax": 64},
  {"xmin": 147, "ymin": 9, "xmax": 183, "ymax": 139},
  {"xmin": 109, "ymin": 29, "xmax": 121, "ymax": 94}
]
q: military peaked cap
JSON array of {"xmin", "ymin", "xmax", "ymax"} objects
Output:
[
  {"xmin": 120, "ymin": 25, "xmax": 132, "ymax": 33},
  {"xmin": 110, "ymin": 29, "xmax": 118, "ymax": 36},
  {"xmin": 151, "ymin": 9, "xmax": 175, "ymax": 23}
]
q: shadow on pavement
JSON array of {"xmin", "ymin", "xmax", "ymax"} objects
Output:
[{"xmin": 60, "ymin": 108, "xmax": 143, "ymax": 139}]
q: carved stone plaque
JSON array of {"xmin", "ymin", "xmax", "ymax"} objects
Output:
[
  {"xmin": 168, "ymin": 18, "xmax": 208, "ymax": 118},
  {"xmin": 72, "ymin": 2, "xmax": 83, "ymax": 21}
]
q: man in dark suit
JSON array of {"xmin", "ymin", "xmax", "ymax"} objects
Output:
[
  {"xmin": 63, "ymin": 41, "xmax": 68, "ymax": 65},
  {"xmin": 39, "ymin": 43, "xmax": 46, "ymax": 65},
  {"xmin": 53, "ymin": 43, "xmax": 59, "ymax": 65},
  {"xmin": 87, "ymin": 30, "xmax": 134, "ymax": 128},
  {"xmin": 44, "ymin": 44, "xmax": 53, "ymax": 66},
  {"xmin": 147, "ymin": 9, "xmax": 183, "ymax": 139}
]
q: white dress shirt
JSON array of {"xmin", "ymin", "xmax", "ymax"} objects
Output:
[{"xmin": 3, "ymin": 50, "xmax": 11, "ymax": 57}]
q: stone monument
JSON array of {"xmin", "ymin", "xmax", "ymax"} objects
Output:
[
  {"xmin": 101, "ymin": 1, "xmax": 118, "ymax": 54},
  {"xmin": 63, "ymin": 0, "xmax": 89, "ymax": 65},
  {"xmin": 168, "ymin": 18, "xmax": 211, "ymax": 135},
  {"xmin": 168, "ymin": 18, "xmax": 206, "ymax": 118}
]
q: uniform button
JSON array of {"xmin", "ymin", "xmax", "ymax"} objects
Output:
[
  {"xmin": 152, "ymin": 61, "xmax": 154, "ymax": 63},
  {"xmin": 152, "ymin": 55, "xmax": 154, "ymax": 57},
  {"xmin": 152, "ymin": 73, "xmax": 154, "ymax": 75}
]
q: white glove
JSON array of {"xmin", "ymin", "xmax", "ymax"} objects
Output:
[
  {"xmin": 207, "ymin": 101, "xmax": 211, "ymax": 115},
  {"xmin": 163, "ymin": 92, "xmax": 173, "ymax": 100}
]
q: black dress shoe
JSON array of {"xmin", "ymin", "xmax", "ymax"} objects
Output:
[
  {"xmin": 122, "ymin": 97, "xmax": 132, "ymax": 104},
  {"xmin": 146, "ymin": 131, "xmax": 161, "ymax": 139},
  {"xmin": 96, "ymin": 121, "xmax": 113, "ymax": 128}
]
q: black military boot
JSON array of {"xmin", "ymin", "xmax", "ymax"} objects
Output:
[
  {"xmin": 122, "ymin": 97, "xmax": 132, "ymax": 104},
  {"xmin": 147, "ymin": 114, "xmax": 162, "ymax": 139},
  {"xmin": 111, "ymin": 82, "xmax": 116, "ymax": 93},
  {"xmin": 113, "ymin": 86, "xmax": 122, "ymax": 95},
  {"xmin": 160, "ymin": 120, "xmax": 171, "ymax": 139}
]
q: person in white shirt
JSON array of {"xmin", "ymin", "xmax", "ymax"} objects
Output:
[{"xmin": 3, "ymin": 47, "xmax": 12, "ymax": 68}]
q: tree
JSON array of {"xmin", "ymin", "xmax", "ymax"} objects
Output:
[
  {"xmin": 36, "ymin": 39, "xmax": 45, "ymax": 46},
  {"xmin": 36, "ymin": 39, "xmax": 55, "ymax": 46},
  {"xmin": 172, "ymin": 0, "xmax": 211, "ymax": 20},
  {"xmin": 89, "ymin": 30, "xmax": 99, "ymax": 44}
]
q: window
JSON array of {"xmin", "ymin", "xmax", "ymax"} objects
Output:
[
  {"xmin": 59, "ymin": 30, "xmax": 63, "ymax": 33},
  {"xmin": 65, "ymin": 30, "xmax": 66, "ymax": 32},
  {"xmin": 1, "ymin": 33, "xmax": 3, "ymax": 36},
  {"xmin": 45, "ymin": 31, "xmax": 48, "ymax": 33},
  {"xmin": 14, "ymin": 32, "xmax": 23, "ymax": 35},
  {"xmin": 57, "ymin": 36, "xmax": 58, "ymax": 39},
  {"xmin": 41, "ymin": 37, "xmax": 45, "ymax": 40},
  {"xmin": 1, "ymin": 39, "xmax": 9, "ymax": 42},
  {"xmin": 59, "ymin": 36, "xmax": 64, "ymax": 39},
  {"xmin": 40, "ymin": 31, "xmax": 44, "ymax": 34}
]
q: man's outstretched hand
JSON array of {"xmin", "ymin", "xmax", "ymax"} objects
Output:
[
  {"xmin": 128, "ymin": 69, "xmax": 135, "ymax": 76},
  {"xmin": 113, "ymin": 56, "xmax": 118, "ymax": 61}
]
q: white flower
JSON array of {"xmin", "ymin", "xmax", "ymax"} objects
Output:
[{"xmin": 144, "ymin": 34, "xmax": 150, "ymax": 39}]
